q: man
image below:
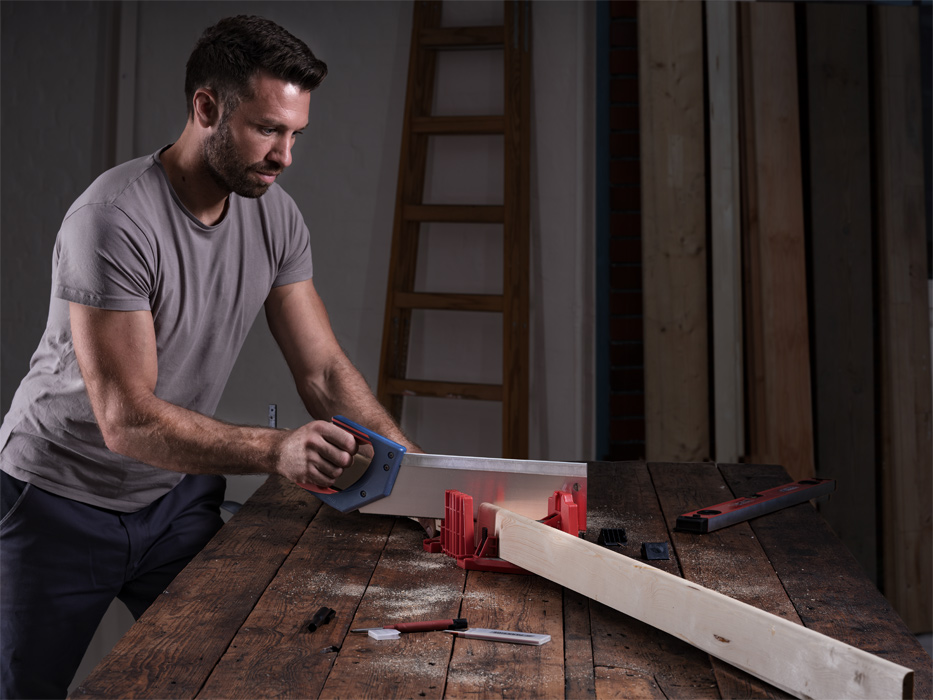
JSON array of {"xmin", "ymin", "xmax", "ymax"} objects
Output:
[{"xmin": 0, "ymin": 15, "xmax": 414, "ymax": 698}]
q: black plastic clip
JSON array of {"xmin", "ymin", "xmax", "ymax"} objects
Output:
[
  {"xmin": 597, "ymin": 528, "xmax": 628, "ymax": 547},
  {"xmin": 641, "ymin": 542, "xmax": 669, "ymax": 560}
]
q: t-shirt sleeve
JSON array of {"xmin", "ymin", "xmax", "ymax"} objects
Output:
[
  {"xmin": 271, "ymin": 194, "xmax": 314, "ymax": 288},
  {"xmin": 54, "ymin": 204, "xmax": 153, "ymax": 311}
]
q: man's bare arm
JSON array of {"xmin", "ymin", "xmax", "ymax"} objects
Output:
[
  {"xmin": 264, "ymin": 278, "xmax": 418, "ymax": 451},
  {"xmin": 69, "ymin": 302, "xmax": 356, "ymax": 487}
]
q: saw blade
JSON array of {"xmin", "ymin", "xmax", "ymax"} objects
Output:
[{"xmin": 352, "ymin": 452, "xmax": 587, "ymax": 520}]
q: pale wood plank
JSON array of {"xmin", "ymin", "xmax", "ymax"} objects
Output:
[
  {"xmin": 638, "ymin": 0, "xmax": 709, "ymax": 462},
  {"xmin": 738, "ymin": 2, "xmax": 815, "ymax": 481},
  {"xmin": 872, "ymin": 3, "xmax": 933, "ymax": 635},
  {"xmin": 480, "ymin": 503, "xmax": 914, "ymax": 700}
]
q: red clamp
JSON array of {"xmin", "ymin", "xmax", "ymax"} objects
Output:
[{"xmin": 424, "ymin": 488, "xmax": 586, "ymax": 574}]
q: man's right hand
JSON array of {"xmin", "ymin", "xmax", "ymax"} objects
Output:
[{"xmin": 274, "ymin": 420, "xmax": 358, "ymax": 489}]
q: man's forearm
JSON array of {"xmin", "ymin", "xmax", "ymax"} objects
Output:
[
  {"xmin": 100, "ymin": 391, "xmax": 285, "ymax": 475},
  {"xmin": 298, "ymin": 355, "xmax": 419, "ymax": 451}
]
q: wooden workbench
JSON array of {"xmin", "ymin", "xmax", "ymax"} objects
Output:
[{"xmin": 72, "ymin": 462, "xmax": 932, "ymax": 699}]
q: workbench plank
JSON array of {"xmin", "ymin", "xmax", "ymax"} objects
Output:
[
  {"xmin": 719, "ymin": 464, "xmax": 931, "ymax": 700},
  {"xmin": 594, "ymin": 667, "xmax": 666, "ymax": 699},
  {"xmin": 585, "ymin": 463, "xmax": 718, "ymax": 699},
  {"xmin": 563, "ymin": 589, "xmax": 597, "ymax": 699},
  {"xmin": 650, "ymin": 462, "xmax": 796, "ymax": 699},
  {"xmin": 319, "ymin": 517, "xmax": 466, "ymax": 700},
  {"xmin": 196, "ymin": 504, "xmax": 396, "ymax": 699},
  {"xmin": 72, "ymin": 476, "xmax": 321, "ymax": 699},
  {"xmin": 444, "ymin": 571, "xmax": 564, "ymax": 699}
]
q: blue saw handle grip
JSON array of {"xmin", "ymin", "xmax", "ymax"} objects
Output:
[{"xmin": 298, "ymin": 416, "xmax": 406, "ymax": 513}]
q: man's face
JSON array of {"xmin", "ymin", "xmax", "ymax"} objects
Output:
[{"xmin": 203, "ymin": 73, "xmax": 311, "ymax": 198}]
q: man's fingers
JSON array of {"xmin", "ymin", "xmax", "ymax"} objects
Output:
[{"xmin": 319, "ymin": 421, "xmax": 358, "ymax": 461}]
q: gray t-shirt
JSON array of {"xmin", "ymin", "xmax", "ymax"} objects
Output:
[{"xmin": 0, "ymin": 147, "xmax": 314, "ymax": 511}]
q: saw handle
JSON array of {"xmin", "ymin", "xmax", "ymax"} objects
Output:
[{"xmin": 297, "ymin": 416, "xmax": 406, "ymax": 513}]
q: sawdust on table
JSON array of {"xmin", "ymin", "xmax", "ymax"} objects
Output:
[
  {"xmin": 277, "ymin": 570, "xmax": 368, "ymax": 601},
  {"xmin": 362, "ymin": 582, "xmax": 463, "ymax": 619}
]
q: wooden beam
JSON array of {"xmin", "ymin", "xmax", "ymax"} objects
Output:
[
  {"xmin": 706, "ymin": 1, "xmax": 744, "ymax": 463},
  {"xmin": 479, "ymin": 502, "xmax": 914, "ymax": 700},
  {"xmin": 638, "ymin": 0, "xmax": 709, "ymax": 461},
  {"xmin": 804, "ymin": 3, "xmax": 878, "ymax": 584},
  {"xmin": 739, "ymin": 3, "xmax": 815, "ymax": 480},
  {"xmin": 872, "ymin": 3, "xmax": 933, "ymax": 634}
]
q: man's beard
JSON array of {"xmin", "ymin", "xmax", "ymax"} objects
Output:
[{"xmin": 203, "ymin": 119, "xmax": 281, "ymax": 199}]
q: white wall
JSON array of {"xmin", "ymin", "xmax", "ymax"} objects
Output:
[{"xmin": 1, "ymin": 0, "xmax": 595, "ymax": 689}]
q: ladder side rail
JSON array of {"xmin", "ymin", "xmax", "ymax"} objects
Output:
[{"xmin": 377, "ymin": 0, "xmax": 444, "ymax": 418}]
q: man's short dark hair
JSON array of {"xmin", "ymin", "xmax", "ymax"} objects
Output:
[{"xmin": 185, "ymin": 15, "xmax": 328, "ymax": 119}]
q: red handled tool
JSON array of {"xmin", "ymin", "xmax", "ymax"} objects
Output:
[{"xmin": 350, "ymin": 618, "xmax": 468, "ymax": 634}]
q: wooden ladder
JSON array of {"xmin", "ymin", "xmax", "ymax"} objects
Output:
[{"xmin": 376, "ymin": 0, "xmax": 531, "ymax": 458}]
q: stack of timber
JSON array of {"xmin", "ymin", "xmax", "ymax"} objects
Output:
[{"xmin": 635, "ymin": 0, "xmax": 931, "ymax": 632}]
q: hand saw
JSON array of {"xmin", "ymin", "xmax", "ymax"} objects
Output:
[{"xmin": 297, "ymin": 416, "xmax": 587, "ymax": 522}]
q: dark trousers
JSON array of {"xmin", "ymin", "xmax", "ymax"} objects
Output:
[{"xmin": 0, "ymin": 471, "xmax": 225, "ymax": 699}]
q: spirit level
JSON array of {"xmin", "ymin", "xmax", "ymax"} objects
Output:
[{"xmin": 675, "ymin": 478, "xmax": 835, "ymax": 534}]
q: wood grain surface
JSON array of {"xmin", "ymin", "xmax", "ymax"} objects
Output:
[{"xmin": 72, "ymin": 465, "xmax": 930, "ymax": 700}]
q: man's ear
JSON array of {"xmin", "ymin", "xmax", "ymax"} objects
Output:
[{"xmin": 192, "ymin": 88, "xmax": 221, "ymax": 128}]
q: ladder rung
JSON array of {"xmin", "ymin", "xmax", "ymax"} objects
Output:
[
  {"xmin": 404, "ymin": 204, "xmax": 504, "ymax": 223},
  {"xmin": 384, "ymin": 378, "xmax": 503, "ymax": 402},
  {"xmin": 411, "ymin": 115, "xmax": 504, "ymax": 134},
  {"xmin": 419, "ymin": 25, "xmax": 505, "ymax": 48},
  {"xmin": 395, "ymin": 292, "xmax": 503, "ymax": 312}
]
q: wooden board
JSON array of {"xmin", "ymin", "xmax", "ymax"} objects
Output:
[
  {"xmin": 706, "ymin": 1, "xmax": 744, "ymax": 464},
  {"xmin": 480, "ymin": 499, "xmax": 914, "ymax": 699},
  {"xmin": 72, "ymin": 477, "xmax": 321, "ymax": 698},
  {"xmin": 872, "ymin": 3, "xmax": 933, "ymax": 634},
  {"xmin": 637, "ymin": 0, "xmax": 709, "ymax": 462},
  {"xmin": 804, "ymin": 2, "xmax": 878, "ymax": 586},
  {"xmin": 738, "ymin": 2, "xmax": 815, "ymax": 481}
]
